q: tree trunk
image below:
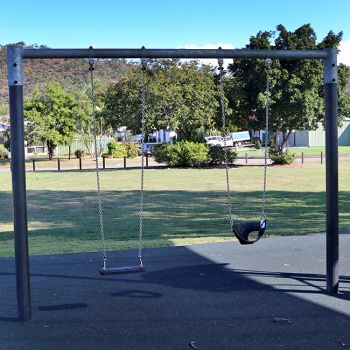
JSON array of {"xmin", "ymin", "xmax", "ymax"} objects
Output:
[
  {"xmin": 272, "ymin": 130, "xmax": 293, "ymax": 157},
  {"xmin": 47, "ymin": 141, "xmax": 55, "ymax": 160},
  {"xmin": 84, "ymin": 140, "xmax": 92, "ymax": 158},
  {"xmin": 281, "ymin": 130, "xmax": 293, "ymax": 151},
  {"xmin": 274, "ymin": 132, "xmax": 280, "ymax": 152}
]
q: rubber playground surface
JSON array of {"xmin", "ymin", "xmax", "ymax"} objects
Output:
[{"xmin": 1, "ymin": 234, "xmax": 350, "ymax": 350}]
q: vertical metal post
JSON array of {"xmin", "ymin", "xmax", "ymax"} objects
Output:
[
  {"xmin": 146, "ymin": 154, "xmax": 149, "ymax": 168},
  {"xmin": 123, "ymin": 157, "xmax": 126, "ymax": 169},
  {"xmin": 32, "ymin": 159, "xmax": 35, "ymax": 172},
  {"xmin": 7, "ymin": 46, "xmax": 31, "ymax": 321},
  {"xmin": 103, "ymin": 156, "xmax": 105, "ymax": 170},
  {"xmin": 245, "ymin": 153, "xmax": 248, "ymax": 165},
  {"xmin": 324, "ymin": 48, "xmax": 339, "ymax": 294},
  {"xmin": 68, "ymin": 145, "xmax": 71, "ymax": 160},
  {"xmin": 79, "ymin": 157, "xmax": 82, "ymax": 170},
  {"xmin": 57, "ymin": 158, "xmax": 61, "ymax": 171},
  {"xmin": 301, "ymin": 152, "xmax": 304, "ymax": 164}
]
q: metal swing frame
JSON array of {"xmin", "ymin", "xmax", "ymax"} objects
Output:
[{"xmin": 7, "ymin": 46, "xmax": 339, "ymax": 322}]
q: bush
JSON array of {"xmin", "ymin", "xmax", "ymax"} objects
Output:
[
  {"xmin": 106, "ymin": 141, "xmax": 125, "ymax": 158},
  {"xmin": 208, "ymin": 145, "xmax": 237, "ymax": 165},
  {"xmin": 0, "ymin": 145, "xmax": 8, "ymax": 158},
  {"xmin": 75, "ymin": 149, "xmax": 85, "ymax": 158},
  {"xmin": 107, "ymin": 141, "xmax": 118, "ymax": 154},
  {"xmin": 268, "ymin": 148, "xmax": 295, "ymax": 165},
  {"xmin": 180, "ymin": 141, "xmax": 209, "ymax": 166},
  {"xmin": 123, "ymin": 142, "xmax": 138, "ymax": 158},
  {"xmin": 154, "ymin": 143, "xmax": 181, "ymax": 166},
  {"xmin": 113, "ymin": 146, "xmax": 126, "ymax": 158},
  {"xmin": 4, "ymin": 139, "xmax": 10, "ymax": 151},
  {"xmin": 154, "ymin": 141, "xmax": 209, "ymax": 167}
]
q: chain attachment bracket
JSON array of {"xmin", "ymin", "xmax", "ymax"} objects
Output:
[
  {"xmin": 141, "ymin": 45, "xmax": 147, "ymax": 70},
  {"xmin": 88, "ymin": 46, "xmax": 95, "ymax": 70}
]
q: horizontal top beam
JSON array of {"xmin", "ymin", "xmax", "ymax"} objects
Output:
[{"xmin": 20, "ymin": 48, "xmax": 328, "ymax": 60}]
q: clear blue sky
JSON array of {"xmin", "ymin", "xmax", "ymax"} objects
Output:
[{"xmin": 1, "ymin": 0, "xmax": 350, "ymax": 48}]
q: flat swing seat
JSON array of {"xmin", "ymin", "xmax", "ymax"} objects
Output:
[
  {"xmin": 231, "ymin": 219, "xmax": 267, "ymax": 245},
  {"xmin": 99, "ymin": 265, "xmax": 146, "ymax": 275}
]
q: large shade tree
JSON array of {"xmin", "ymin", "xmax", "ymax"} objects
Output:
[
  {"xmin": 226, "ymin": 24, "xmax": 350, "ymax": 153},
  {"xmin": 103, "ymin": 59, "xmax": 224, "ymax": 141}
]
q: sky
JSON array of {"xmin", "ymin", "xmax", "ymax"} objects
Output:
[{"xmin": 1, "ymin": 0, "xmax": 350, "ymax": 65}]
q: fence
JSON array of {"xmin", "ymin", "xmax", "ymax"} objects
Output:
[
  {"xmin": 29, "ymin": 154, "xmax": 153, "ymax": 172},
  {"xmin": 56, "ymin": 137, "xmax": 115, "ymax": 156}
]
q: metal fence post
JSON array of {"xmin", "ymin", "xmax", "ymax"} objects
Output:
[
  {"xmin": 124, "ymin": 157, "xmax": 126, "ymax": 169},
  {"xmin": 79, "ymin": 157, "xmax": 82, "ymax": 170},
  {"xmin": 301, "ymin": 152, "xmax": 304, "ymax": 164},
  {"xmin": 7, "ymin": 45, "xmax": 31, "ymax": 321},
  {"xmin": 32, "ymin": 159, "xmax": 35, "ymax": 172},
  {"xmin": 324, "ymin": 48, "xmax": 339, "ymax": 294},
  {"xmin": 245, "ymin": 153, "xmax": 248, "ymax": 165},
  {"xmin": 57, "ymin": 158, "xmax": 61, "ymax": 171},
  {"xmin": 103, "ymin": 156, "xmax": 105, "ymax": 170},
  {"xmin": 146, "ymin": 154, "xmax": 149, "ymax": 168}
]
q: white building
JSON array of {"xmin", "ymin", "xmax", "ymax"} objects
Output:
[{"xmin": 117, "ymin": 127, "xmax": 177, "ymax": 144}]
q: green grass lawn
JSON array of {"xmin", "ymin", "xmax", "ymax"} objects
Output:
[
  {"xmin": 1, "ymin": 162, "xmax": 350, "ymax": 257},
  {"xmin": 237, "ymin": 146, "xmax": 350, "ymax": 158}
]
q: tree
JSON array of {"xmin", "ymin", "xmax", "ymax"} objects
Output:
[
  {"xmin": 24, "ymin": 83, "xmax": 77, "ymax": 159},
  {"xmin": 0, "ymin": 104, "xmax": 8, "ymax": 115},
  {"xmin": 103, "ymin": 60, "xmax": 224, "ymax": 141},
  {"xmin": 227, "ymin": 24, "xmax": 350, "ymax": 155}
]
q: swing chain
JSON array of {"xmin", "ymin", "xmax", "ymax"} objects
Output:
[
  {"xmin": 261, "ymin": 58, "xmax": 271, "ymax": 221},
  {"xmin": 89, "ymin": 49, "xmax": 107, "ymax": 267},
  {"xmin": 218, "ymin": 53, "xmax": 271, "ymax": 231},
  {"xmin": 138, "ymin": 52, "xmax": 147, "ymax": 266},
  {"xmin": 218, "ymin": 51, "xmax": 233, "ymax": 228}
]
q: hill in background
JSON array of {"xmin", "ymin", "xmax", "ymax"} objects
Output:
[
  {"xmin": 1, "ymin": 43, "xmax": 349, "ymax": 114},
  {"xmin": 0, "ymin": 43, "xmax": 131, "ymax": 109}
]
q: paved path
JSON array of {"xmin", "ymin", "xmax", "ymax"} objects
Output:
[{"xmin": 1, "ymin": 234, "xmax": 350, "ymax": 349}]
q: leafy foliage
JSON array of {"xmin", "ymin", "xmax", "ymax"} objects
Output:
[
  {"xmin": 24, "ymin": 83, "xmax": 78, "ymax": 159},
  {"xmin": 153, "ymin": 143, "xmax": 181, "ymax": 166},
  {"xmin": 0, "ymin": 105, "xmax": 8, "ymax": 115},
  {"xmin": 106, "ymin": 140, "xmax": 125, "ymax": 158},
  {"xmin": 154, "ymin": 141, "xmax": 209, "ymax": 167},
  {"xmin": 0, "ymin": 144, "xmax": 8, "ymax": 158},
  {"xmin": 123, "ymin": 142, "xmax": 138, "ymax": 158},
  {"xmin": 103, "ymin": 60, "xmax": 227, "ymax": 140},
  {"xmin": 208, "ymin": 145, "xmax": 237, "ymax": 165},
  {"xmin": 268, "ymin": 148, "xmax": 296, "ymax": 165},
  {"xmin": 227, "ymin": 24, "xmax": 350, "ymax": 155},
  {"xmin": 3, "ymin": 139, "xmax": 10, "ymax": 151}
]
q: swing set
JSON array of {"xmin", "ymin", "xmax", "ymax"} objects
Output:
[
  {"xmin": 90, "ymin": 48, "xmax": 270, "ymax": 275},
  {"xmin": 7, "ymin": 45, "xmax": 339, "ymax": 321}
]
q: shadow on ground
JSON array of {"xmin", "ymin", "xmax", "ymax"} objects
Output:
[{"xmin": 0, "ymin": 235, "xmax": 350, "ymax": 349}]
